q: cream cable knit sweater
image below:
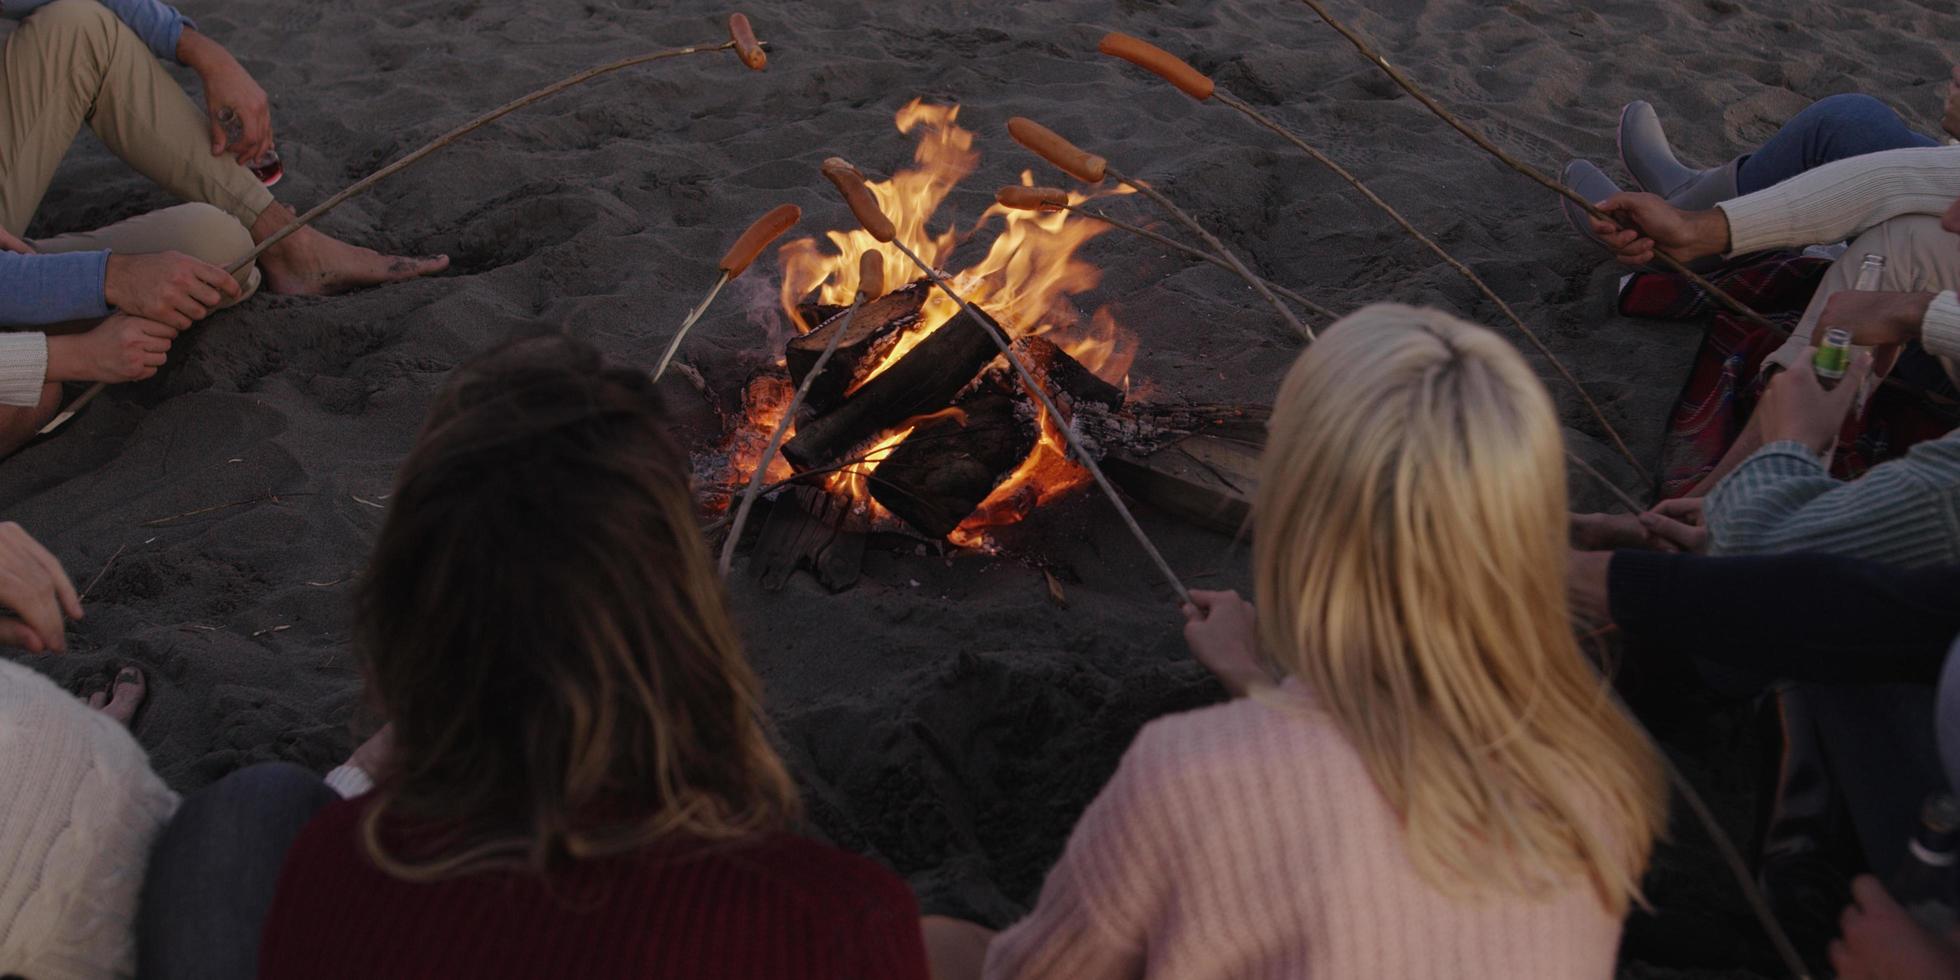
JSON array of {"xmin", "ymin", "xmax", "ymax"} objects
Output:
[
  {"xmin": 984, "ymin": 680, "xmax": 1623, "ymax": 979},
  {"xmin": 0, "ymin": 659, "xmax": 177, "ymax": 979}
]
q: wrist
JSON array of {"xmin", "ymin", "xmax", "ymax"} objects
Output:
[
  {"xmin": 1897, "ymin": 292, "xmax": 1937, "ymax": 336},
  {"xmin": 44, "ymin": 334, "xmax": 88, "ymax": 383},
  {"xmin": 1693, "ymin": 208, "xmax": 1732, "ymax": 258},
  {"xmin": 175, "ymin": 29, "xmax": 226, "ymax": 74}
]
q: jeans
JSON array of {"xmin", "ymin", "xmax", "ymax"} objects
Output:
[
  {"xmin": 1735, "ymin": 93, "xmax": 1940, "ymax": 196},
  {"xmin": 136, "ymin": 762, "xmax": 338, "ymax": 980}
]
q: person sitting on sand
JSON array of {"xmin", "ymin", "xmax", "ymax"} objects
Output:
[
  {"xmin": 0, "ymin": 519, "xmax": 168, "ymax": 977},
  {"xmin": 0, "ymin": 0, "xmax": 448, "ymax": 451},
  {"xmin": 921, "ymin": 305, "xmax": 1667, "ymax": 979},
  {"xmin": 252, "ymin": 336, "xmax": 930, "ymax": 980},
  {"xmin": 1586, "ymin": 142, "xmax": 1960, "ymax": 491}
]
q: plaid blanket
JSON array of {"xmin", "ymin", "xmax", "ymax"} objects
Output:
[{"xmin": 1619, "ymin": 252, "xmax": 1959, "ymax": 498}]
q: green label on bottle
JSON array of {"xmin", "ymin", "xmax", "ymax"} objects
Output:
[{"xmin": 1814, "ymin": 344, "xmax": 1850, "ymax": 377}]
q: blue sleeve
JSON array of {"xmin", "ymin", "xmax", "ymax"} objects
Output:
[
  {"xmin": 3, "ymin": 0, "xmax": 194, "ymax": 64},
  {"xmin": 0, "ymin": 250, "xmax": 112, "ymax": 325}
]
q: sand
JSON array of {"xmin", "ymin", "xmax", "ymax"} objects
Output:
[{"xmin": 6, "ymin": 0, "xmax": 1957, "ymax": 974}]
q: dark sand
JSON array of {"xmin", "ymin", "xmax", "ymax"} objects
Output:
[{"xmin": 6, "ymin": 0, "xmax": 1958, "ymax": 974}]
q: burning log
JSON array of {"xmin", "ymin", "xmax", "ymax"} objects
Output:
[
  {"xmin": 1013, "ymin": 335, "xmax": 1124, "ymax": 414},
  {"xmin": 786, "ymin": 282, "xmax": 928, "ymax": 414},
  {"xmin": 781, "ymin": 300, "xmax": 1005, "ymax": 470},
  {"xmin": 868, "ymin": 393, "xmax": 1037, "ymax": 539}
]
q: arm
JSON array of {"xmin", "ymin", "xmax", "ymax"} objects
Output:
[
  {"xmin": 3, "ymin": 0, "xmax": 194, "ymax": 63},
  {"xmin": 1718, "ymin": 145, "xmax": 1960, "ymax": 255},
  {"xmin": 1705, "ymin": 438, "xmax": 1960, "ymax": 567},
  {"xmin": 1609, "ymin": 550, "xmax": 1960, "ymax": 685},
  {"xmin": 0, "ymin": 249, "xmax": 111, "ymax": 325}
]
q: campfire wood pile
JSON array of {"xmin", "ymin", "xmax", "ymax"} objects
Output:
[{"xmin": 741, "ymin": 280, "xmax": 1262, "ymax": 591}]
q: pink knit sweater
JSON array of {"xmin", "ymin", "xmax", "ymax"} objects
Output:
[{"xmin": 984, "ymin": 680, "xmax": 1625, "ymax": 979}]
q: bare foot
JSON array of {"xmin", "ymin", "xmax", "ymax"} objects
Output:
[
  {"xmin": 250, "ymin": 203, "xmax": 448, "ymax": 296},
  {"xmin": 86, "ymin": 665, "xmax": 147, "ymax": 728}
]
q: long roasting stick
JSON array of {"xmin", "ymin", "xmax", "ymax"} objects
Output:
[
  {"xmin": 717, "ymin": 250, "xmax": 885, "ymax": 575},
  {"xmin": 42, "ymin": 14, "xmax": 773, "ymax": 436},
  {"xmin": 652, "ymin": 203, "xmax": 801, "ymax": 382},
  {"xmin": 822, "ymin": 157, "xmax": 1193, "ymax": 605},
  {"xmin": 1007, "ymin": 118, "xmax": 1314, "ymax": 342},
  {"xmin": 996, "ymin": 186, "xmax": 1335, "ymax": 320},
  {"xmin": 1287, "ymin": 1, "xmax": 1780, "ymax": 334},
  {"xmin": 1097, "ymin": 32, "xmax": 1644, "ymax": 479}
]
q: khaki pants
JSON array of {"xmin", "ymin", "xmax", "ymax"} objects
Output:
[
  {"xmin": 1, "ymin": 0, "xmax": 274, "ymax": 295},
  {"xmin": 1767, "ymin": 213, "xmax": 1960, "ymax": 372}
]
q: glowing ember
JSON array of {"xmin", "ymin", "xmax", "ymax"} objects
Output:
[{"xmin": 719, "ymin": 99, "xmax": 1138, "ymax": 545}]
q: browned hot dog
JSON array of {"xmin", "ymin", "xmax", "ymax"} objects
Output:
[
  {"xmin": 995, "ymin": 185, "xmax": 1069, "ymax": 212},
  {"xmin": 821, "ymin": 157, "xmax": 896, "ymax": 243},
  {"xmin": 1006, "ymin": 118, "xmax": 1107, "ymax": 184},
  {"xmin": 729, "ymin": 14, "xmax": 766, "ymax": 71},
  {"xmin": 718, "ymin": 203, "xmax": 800, "ymax": 278},
  {"xmin": 1098, "ymin": 33, "xmax": 1213, "ymax": 101},
  {"xmin": 858, "ymin": 250, "xmax": 885, "ymax": 301}
]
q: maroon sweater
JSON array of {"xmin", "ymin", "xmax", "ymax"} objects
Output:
[{"xmin": 258, "ymin": 797, "xmax": 930, "ymax": 979}]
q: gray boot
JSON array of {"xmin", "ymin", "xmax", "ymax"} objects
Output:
[
  {"xmin": 1617, "ymin": 100, "xmax": 1740, "ymax": 210},
  {"xmin": 1559, "ymin": 159, "xmax": 1626, "ymax": 251}
]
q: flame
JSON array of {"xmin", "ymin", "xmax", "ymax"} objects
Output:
[{"xmin": 720, "ymin": 100, "xmax": 1136, "ymax": 540}]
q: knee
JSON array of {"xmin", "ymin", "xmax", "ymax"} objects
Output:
[
  {"xmin": 17, "ymin": 0, "xmax": 119, "ymax": 47},
  {"xmin": 162, "ymin": 762, "xmax": 335, "ymax": 850},
  {"xmin": 1849, "ymin": 215, "xmax": 1959, "ymax": 291},
  {"xmin": 162, "ymin": 204, "xmax": 259, "ymax": 298}
]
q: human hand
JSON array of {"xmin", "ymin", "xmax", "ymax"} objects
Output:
[
  {"xmin": 1570, "ymin": 512, "xmax": 1651, "ymax": 551},
  {"xmin": 178, "ymin": 30, "xmax": 272, "ymax": 164},
  {"xmin": 1756, "ymin": 350, "xmax": 1873, "ymax": 457},
  {"xmin": 346, "ymin": 723, "xmax": 395, "ymax": 781},
  {"xmin": 0, "ymin": 522, "xmax": 82, "ymax": 653},
  {"xmin": 0, "ymin": 226, "xmax": 35, "ymax": 256},
  {"xmin": 1945, "ymin": 64, "xmax": 1960, "ymax": 142},
  {"xmin": 1814, "ymin": 289, "xmax": 1933, "ymax": 358},
  {"xmin": 1830, "ymin": 875, "xmax": 1960, "ymax": 980},
  {"xmin": 1181, "ymin": 589, "xmax": 1271, "ymax": 698},
  {"xmin": 47, "ymin": 314, "xmax": 180, "ymax": 384},
  {"xmin": 103, "ymin": 251, "xmax": 241, "ymax": 328},
  {"xmin": 1640, "ymin": 497, "xmax": 1709, "ymax": 554},
  {"xmin": 1588, "ymin": 191, "xmax": 1731, "ymax": 267}
]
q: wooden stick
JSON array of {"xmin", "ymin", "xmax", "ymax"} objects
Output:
[
  {"xmin": 1212, "ymin": 91, "xmax": 1646, "ymax": 479},
  {"xmin": 1290, "ymin": 0, "xmax": 1778, "ymax": 334},
  {"xmin": 42, "ymin": 31, "xmax": 762, "ymax": 436},
  {"xmin": 81, "ymin": 542, "xmax": 127, "ymax": 601},
  {"xmin": 1108, "ymin": 167, "xmax": 1314, "ymax": 343},
  {"xmin": 1072, "ymin": 204, "xmax": 1336, "ymax": 320},
  {"xmin": 1564, "ymin": 448, "xmax": 1644, "ymax": 514},
  {"xmin": 653, "ymin": 273, "xmax": 730, "ymax": 382},
  {"xmin": 719, "ymin": 254, "xmax": 884, "ymax": 575},
  {"xmin": 1006, "ymin": 119, "xmax": 1311, "ymax": 341}
]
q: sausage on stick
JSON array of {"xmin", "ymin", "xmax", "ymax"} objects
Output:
[{"xmin": 652, "ymin": 203, "xmax": 800, "ymax": 382}]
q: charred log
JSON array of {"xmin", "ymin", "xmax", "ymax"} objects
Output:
[
  {"xmin": 1011, "ymin": 335, "xmax": 1124, "ymax": 414},
  {"xmin": 782, "ymin": 303, "xmax": 1005, "ymax": 470},
  {"xmin": 787, "ymin": 283, "xmax": 930, "ymax": 415},
  {"xmin": 751, "ymin": 485, "xmax": 864, "ymax": 592},
  {"xmin": 868, "ymin": 393, "xmax": 1037, "ymax": 539}
]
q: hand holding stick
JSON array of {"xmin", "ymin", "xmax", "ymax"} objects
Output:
[
  {"xmin": 1006, "ymin": 118, "xmax": 1312, "ymax": 342},
  {"xmin": 653, "ymin": 203, "xmax": 801, "ymax": 382},
  {"xmin": 42, "ymin": 13, "xmax": 776, "ymax": 437},
  {"xmin": 1097, "ymin": 31, "xmax": 1644, "ymax": 480},
  {"xmin": 824, "ymin": 157, "xmax": 1193, "ymax": 606},
  {"xmin": 996, "ymin": 186, "xmax": 1333, "ymax": 320},
  {"xmin": 718, "ymin": 249, "xmax": 885, "ymax": 576}
]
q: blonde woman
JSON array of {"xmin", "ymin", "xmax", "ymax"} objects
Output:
[{"xmin": 926, "ymin": 304, "xmax": 1669, "ymax": 979}]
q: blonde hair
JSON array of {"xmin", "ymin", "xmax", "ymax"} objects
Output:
[{"xmin": 1253, "ymin": 304, "xmax": 1665, "ymax": 913}]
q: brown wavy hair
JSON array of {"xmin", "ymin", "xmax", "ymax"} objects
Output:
[{"xmin": 355, "ymin": 335, "xmax": 800, "ymax": 880}]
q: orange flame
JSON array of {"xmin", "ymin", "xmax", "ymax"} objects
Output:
[{"xmin": 727, "ymin": 100, "xmax": 1136, "ymax": 540}]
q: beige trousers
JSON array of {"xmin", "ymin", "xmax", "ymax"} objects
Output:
[
  {"xmin": 1, "ymin": 0, "xmax": 273, "ymax": 294},
  {"xmin": 1767, "ymin": 213, "xmax": 1960, "ymax": 371}
]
